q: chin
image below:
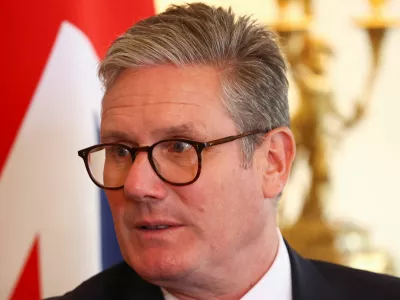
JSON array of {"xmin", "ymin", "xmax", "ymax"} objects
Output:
[
  {"xmin": 126, "ymin": 247, "xmax": 194, "ymax": 284},
  {"xmin": 120, "ymin": 236, "xmax": 199, "ymax": 283},
  {"xmin": 115, "ymin": 224, "xmax": 202, "ymax": 284}
]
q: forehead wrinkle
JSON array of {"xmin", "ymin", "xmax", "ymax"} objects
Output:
[
  {"xmin": 101, "ymin": 101, "xmax": 203, "ymax": 122},
  {"xmin": 101, "ymin": 101, "xmax": 204, "ymax": 122},
  {"xmin": 103, "ymin": 83, "xmax": 220, "ymax": 108},
  {"xmin": 103, "ymin": 100, "xmax": 201, "ymax": 109}
]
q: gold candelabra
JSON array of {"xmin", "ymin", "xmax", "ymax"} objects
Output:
[{"xmin": 270, "ymin": 0, "xmax": 399, "ymax": 274}]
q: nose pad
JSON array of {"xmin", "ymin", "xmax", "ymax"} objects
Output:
[{"xmin": 123, "ymin": 151, "xmax": 167, "ymax": 201}]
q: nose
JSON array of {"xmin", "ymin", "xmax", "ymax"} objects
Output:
[{"xmin": 123, "ymin": 151, "xmax": 168, "ymax": 202}]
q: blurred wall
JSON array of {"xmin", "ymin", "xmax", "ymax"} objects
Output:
[{"xmin": 155, "ymin": 0, "xmax": 400, "ymax": 271}]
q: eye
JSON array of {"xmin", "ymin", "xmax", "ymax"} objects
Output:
[
  {"xmin": 116, "ymin": 146, "xmax": 129, "ymax": 157},
  {"xmin": 109, "ymin": 145, "xmax": 130, "ymax": 158},
  {"xmin": 168, "ymin": 141, "xmax": 193, "ymax": 153}
]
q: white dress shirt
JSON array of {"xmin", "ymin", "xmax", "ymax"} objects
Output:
[{"xmin": 162, "ymin": 229, "xmax": 292, "ymax": 300}]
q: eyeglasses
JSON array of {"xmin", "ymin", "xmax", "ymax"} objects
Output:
[{"xmin": 78, "ymin": 129, "xmax": 266, "ymax": 189}]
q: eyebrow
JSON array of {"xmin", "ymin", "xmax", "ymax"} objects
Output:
[
  {"xmin": 100, "ymin": 130, "xmax": 136, "ymax": 144},
  {"xmin": 101, "ymin": 122, "xmax": 207, "ymax": 144},
  {"xmin": 152, "ymin": 122, "xmax": 205, "ymax": 139}
]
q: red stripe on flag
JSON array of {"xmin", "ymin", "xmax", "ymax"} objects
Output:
[
  {"xmin": 0, "ymin": 0, "xmax": 155, "ymax": 176},
  {"xmin": 9, "ymin": 237, "xmax": 41, "ymax": 300}
]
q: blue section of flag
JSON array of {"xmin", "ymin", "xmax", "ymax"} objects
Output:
[{"xmin": 100, "ymin": 189, "xmax": 123, "ymax": 270}]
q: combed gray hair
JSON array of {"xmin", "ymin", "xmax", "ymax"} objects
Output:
[{"xmin": 99, "ymin": 3, "xmax": 290, "ymax": 167}]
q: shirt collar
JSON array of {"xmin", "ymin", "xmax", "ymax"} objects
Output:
[
  {"xmin": 240, "ymin": 229, "xmax": 292, "ymax": 300},
  {"xmin": 162, "ymin": 229, "xmax": 292, "ymax": 300}
]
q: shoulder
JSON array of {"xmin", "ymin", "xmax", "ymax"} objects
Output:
[
  {"xmin": 45, "ymin": 262, "xmax": 163, "ymax": 300},
  {"xmin": 310, "ymin": 259, "xmax": 400, "ymax": 299}
]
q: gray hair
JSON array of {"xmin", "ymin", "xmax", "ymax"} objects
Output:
[{"xmin": 99, "ymin": 3, "xmax": 290, "ymax": 166}]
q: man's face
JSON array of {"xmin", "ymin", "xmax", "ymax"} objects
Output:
[{"xmin": 100, "ymin": 65, "xmax": 274, "ymax": 285}]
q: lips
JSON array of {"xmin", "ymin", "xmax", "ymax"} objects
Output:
[
  {"xmin": 140, "ymin": 225, "xmax": 173, "ymax": 230},
  {"xmin": 135, "ymin": 221, "xmax": 183, "ymax": 231}
]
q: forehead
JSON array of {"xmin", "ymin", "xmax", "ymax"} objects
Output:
[{"xmin": 101, "ymin": 65, "xmax": 234, "ymax": 140}]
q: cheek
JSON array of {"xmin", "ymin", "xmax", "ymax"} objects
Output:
[
  {"xmin": 104, "ymin": 190, "xmax": 126, "ymax": 226},
  {"xmin": 178, "ymin": 166, "xmax": 261, "ymax": 233},
  {"xmin": 211, "ymin": 168, "xmax": 265, "ymax": 229}
]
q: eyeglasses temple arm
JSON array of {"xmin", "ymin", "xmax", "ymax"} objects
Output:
[{"xmin": 204, "ymin": 129, "xmax": 267, "ymax": 148}]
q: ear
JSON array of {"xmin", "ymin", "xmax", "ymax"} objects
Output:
[{"xmin": 260, "ymin": 127, "xmax": 296, "ymax": 199}]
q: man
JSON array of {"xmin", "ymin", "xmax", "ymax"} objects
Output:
[{"xmin": 49, "ymin": 3, "xmax": 400, "ymax": 300}]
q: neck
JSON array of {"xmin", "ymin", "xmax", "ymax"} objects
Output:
[{"xmin": 164, "ymin": 224, "xmax": 280, "ymax": 300}]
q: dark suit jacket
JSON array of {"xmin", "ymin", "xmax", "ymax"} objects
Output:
[{"xmin": 46, "ymin": 245, "xmax": 400, "ymax": 300}]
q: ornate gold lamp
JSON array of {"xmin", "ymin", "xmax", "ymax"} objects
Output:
[
  {"xmin": 355, "ymin": 0, "xmax": 399, "ymax": 105},
  {"xmin": 271, "ymin": 0, "xmax": 399, "ymax": 274}
]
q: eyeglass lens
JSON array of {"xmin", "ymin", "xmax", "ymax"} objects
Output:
[{"xmin": 87, "ymin": 141, "xmax": 199, "ymax": 188}]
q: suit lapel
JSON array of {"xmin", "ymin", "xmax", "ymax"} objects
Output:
[
  {"xmin": 114, "ymin": 262, "xmax": 164, "ymax": 300},
  {"xmin": 286, "ymin": 243, "xmax": 340, "ymax": 300},
  {"xmin": 125, "ymin": 279, "xmax": 164, "ymax": 300}
]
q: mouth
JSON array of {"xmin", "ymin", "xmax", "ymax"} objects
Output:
[
  {"xmin": 132, "ymin": 220, "xmax": 186, "ymax": 240},
  {"xmin": 134, "ymin": 219, "xmax": 185, "ymax": 232},
  {"xmin": 138, "ymin": 225, "xmax": 180, "ymax": 231}
]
